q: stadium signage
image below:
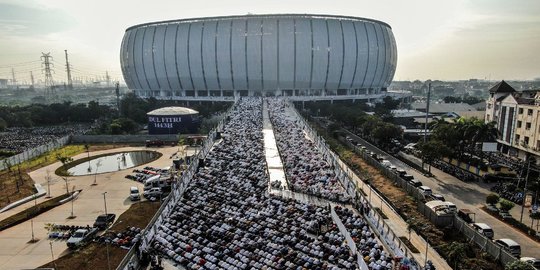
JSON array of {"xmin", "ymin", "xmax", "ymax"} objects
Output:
[{"xmin": 149, "ymin": 116, "xmax": 182, "ymax": 129}]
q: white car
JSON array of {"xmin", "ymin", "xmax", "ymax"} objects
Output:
[
  {"xmin": 129, "ymin": 186, "xmax": 140, "ymax": 201},
  {"xmin": 520, "ymin": 257, "xmax": 540, "ymax": 269}
]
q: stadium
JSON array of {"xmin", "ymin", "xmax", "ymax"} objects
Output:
[{"xmin": 120, "ymin": 14, "xmax": 397, "ymax": 101}]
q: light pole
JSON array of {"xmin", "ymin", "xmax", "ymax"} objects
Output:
[
  {"xmin": 423, "ymin": 225, "xmax": 430, "ymax": 267},
  {"xmin": 49, "ymin": 241, "xmax": 58, "ymax": 269},
  {"xmin": 102, "ymin": 192, "xmax": 108, "ymax": 215},
  {"xmin": 520, "ymin": 159, "xmax": 532, "ymax": 223}
]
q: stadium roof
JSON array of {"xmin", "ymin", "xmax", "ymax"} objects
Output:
[
  {"xmin": 126, "ymin": 14, "xmax": 391, "ymax": 31},
  {"xmin": 147, "ymin": 107, "xmax": 199, "ymax": 116}
]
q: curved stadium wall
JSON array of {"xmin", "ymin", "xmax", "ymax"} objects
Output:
[{"xmin": 120, "ymin": 14, "xmax": 397, "ymax": 99}]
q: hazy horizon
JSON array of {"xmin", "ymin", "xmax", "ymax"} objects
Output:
[{"xmin": 0, "ymin": 0, "xmax": 539, "ymax": 84}]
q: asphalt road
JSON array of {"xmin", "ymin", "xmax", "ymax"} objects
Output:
[{"xmin": 344, "ymin": 130, "xmax": 540, "ymax": 259}]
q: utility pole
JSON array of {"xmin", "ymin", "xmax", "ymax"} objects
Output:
[
  {"xmin": 422, "ymin": 83, "xmax": 431, "ymax": 171},
  {"xmin": 30, "ymin": 71, "xmax": 35, "ymax": 89},
  {"xmin": 41, "ymin": 52, "xmax": 54, "ymax": 99},
  {"xmin": 105, "ymin": 71, "xmax": 110, "ymax": 87},
  {"xmin": 64, "ymin": 50, "xmax": 73, "ymax": 90},
  {"xmin": 11, "ymin": 68, "xmax": 16, "ymax": 87},
  {"xmin": 520, "ymin": 158, "xmax": 532, "ymax": 223},
  {"xmin": 115, "ymin": 82, "xmax": 120, "ymax": 116}
]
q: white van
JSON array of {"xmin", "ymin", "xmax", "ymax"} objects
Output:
[
  {"xmin": 472, "ymin": 223, "xmax": 494, "ymax": 239},
  {"xmin": 144, "ymin": 175, "xmax": 166, "ymax": 191},
  {"xmin": 443, "ymin": 202, "xmax": 457, "ymax": 213},
  {"xmin": 494, "ymin": 238, "xmax": 521, "ymax": 257},
  {"xmin": 129, "ymin": 186, "xmax": 140, "ymax": 201},
  {"xmin": 418, "ymin": 186, "xmax": 432, "ymax": 196},
  {"xmin": 381, "ymin": 160, "xmax": 392, "ymax": 167}
]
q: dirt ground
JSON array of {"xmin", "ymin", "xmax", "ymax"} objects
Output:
[{"xmin": 40, "ymin": 200, "xmax": 161, "ymax": 270}]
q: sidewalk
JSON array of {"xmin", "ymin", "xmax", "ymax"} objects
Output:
[{"xmin": 0, "ymin": 146, "xmax": 180, "ymax": 270}]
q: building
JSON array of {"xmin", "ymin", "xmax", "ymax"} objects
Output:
[
  {"xmin": 120, "ymin": 14, "xmax": 398, "ymax": 101},
  {"xmin": 485, "ymin": 80, "xmax": 540, "ymax": 160},
  {"xmin": 147, "ymin": 107, "xmax": 200, "ymax": 135}
]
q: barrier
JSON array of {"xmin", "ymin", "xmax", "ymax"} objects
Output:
[
  {"xmin": 287, "ymin": 103, "xmax": 419, "ymax": 269},
  {"xmin": 117, "ymin": 102, "xmax": 236, "ymax": 270},
  {"xmin": 0, "ymin": 136, "xmax": 71, "ymax": 171}
]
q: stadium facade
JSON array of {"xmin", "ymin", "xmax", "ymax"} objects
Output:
[{"xmin": 120, "ymin": 14, "xmax": 398, "ymax": 101}]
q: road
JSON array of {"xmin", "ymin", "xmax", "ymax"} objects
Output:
[{"xmin": 344, "ymin": 130, "xmax": 540, "ymax": 259}]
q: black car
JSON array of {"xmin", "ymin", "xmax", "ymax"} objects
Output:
[{"xmin": 93, "ymin": 214, "xmax": 116, "ymax": 230}]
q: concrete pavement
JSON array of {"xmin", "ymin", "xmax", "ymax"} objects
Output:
[{"xmin": 0, "ymin": 146, "xmax": 181, "ymax": 270}]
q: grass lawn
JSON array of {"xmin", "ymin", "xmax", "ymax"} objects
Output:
[{"xmin": 40, "ymin": 201, "xmax": 161, "ymax": 270}]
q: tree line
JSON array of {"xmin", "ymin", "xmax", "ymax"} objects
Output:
[
  {"xmin": 0, "ymin": 93, "xmax": 232, "ymax": 135},
  {"xmin": 417, "ymin": 117, "xmax": 499, "ymax": 168},
  {"xmin": 299, "ymin": 97, "xmax": 403, "ymax": 150},
  {"xmin": 0, "ymin": 101, "xmax": 112, "ymax": 130}
]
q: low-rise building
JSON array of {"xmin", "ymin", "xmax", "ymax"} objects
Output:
[{"xmin": 485, "ymin": 80, "xmax": 540, "ymax": 160}]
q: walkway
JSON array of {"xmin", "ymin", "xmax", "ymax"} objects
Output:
[{"xmin": 0, "ymin": 146, "xmax": 189, "ymax": 270}]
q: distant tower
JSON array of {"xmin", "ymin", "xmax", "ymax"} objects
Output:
[
  {"xmin": 41, "ymin": 52, "xmax": 54, "ymax": 99},
  {"xmin": 105, "ymin": 71, "xmax": 111, "ymax": 87},
  {"xmin": 30, "ymin": 71, "xmax": 35, "ymax": 89},
  {"xmin": 64, "ymin": 50, "xmax": 73, "ymax": 90},
  {"xmin": 115, "ymin": 82, "xmax": 120, "ymax": 116},
  {"xmin": 11, "ymin": 68, "xmax": 16, "ymax": 86}
]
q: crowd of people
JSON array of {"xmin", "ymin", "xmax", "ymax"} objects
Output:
[
  {"xmin": 268, "ymin": 99, "xmax": 350, "ymax": 203},
  {"xmin": 150, "ymin": 98, "xmax": 387, "ymax": 269},
  {"xmin": 0, "ymin": 124, "xmax": 93, "ymax": 154}
]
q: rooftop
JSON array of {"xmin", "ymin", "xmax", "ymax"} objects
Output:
[{"xmin": 147, "ymin": 106, "xmax": 199, "ymax": 116}]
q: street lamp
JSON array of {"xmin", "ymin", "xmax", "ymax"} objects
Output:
[{"xmin": 102, "ymin": 192, "xmax": 108, "ymax": 215}]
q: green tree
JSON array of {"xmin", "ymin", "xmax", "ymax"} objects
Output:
[
  {"xmin": 406, "ymin": 218, "xmax": 419, "ymax": 241},
  {"xmin": 416, "ymin": 140, "xmax": 451, "ymax": 173},
  {"xmin": 444, "ymin": 242, "xmax": 467, "ymax": 269},
  {"xmin": 0, "ymin": 117, "xmax": 6, "ymax": 131},
  {"xmin": 372, "ymin": 122, "xmax": 403, "ymax": 150},
  {"xmin": 56, "ymin": 154, "xmax": 73, "ymax": 170},
  {"xmin": 486, "ymin": 193, "xmax": 500, "ymax": 205},
  {"xmin": 505, "ymin": 260, "xmax": 535, "ymax": 270},
  {"xmin": 499, "ymin": 199, "xmax": 515, "ymax": 212}
]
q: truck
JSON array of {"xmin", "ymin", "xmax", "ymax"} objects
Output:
[
  {"xmin": 66, "ymin": 228, "xmax": 98, "ymax": 249},
  {"xmin": 145, "ymin": 140, "xmax": 164, "ymax": 147},
  {"xmin": 93, "ymin": 213, "xmax": 116, "ymax": 230}
]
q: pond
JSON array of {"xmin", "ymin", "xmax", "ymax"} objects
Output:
[{"xmin": 67, "ymin": 151, "xmax": 160, "ymax": 176}]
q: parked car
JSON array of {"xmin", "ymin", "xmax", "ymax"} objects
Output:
[
  {"xmin": 472, "ymin": 223, "xmax": 494, "ymax": 239},
  {"xmin": 418, "ymin": 186, "xmax": 432, "ymax": 196},
  {"xmin": 430, "ymin": 194, "xmax": 445, "ymax": 202},
  {"xmin": 499, "ymin": 212, "xmax": 513, "ymax": 220},
  {"xmin": 409, "ymin": 179, "xmax": 423, "ymax": 188},
  {"xmin": 485, "ymin": 204, "xmax": 499, "ymax": 213},
  {"xmin": 93, "ymin": 213, "xmax": 116, "ymax": 230},
  {"xmin": 401, "ymin": 174, "xmax": 414, "ymax": 181},
  {"xmin": 457, "ymin": 209, "xmax": 474, "ymax": 223},
  {"xmin": 494, "ymin": 238, "xmax": 521, "ymax": 257},
  {"xmin": 66, "ymin": 228, "xmax": 98, "ymax": 249},
  {"xmin": 129, "ymin": 186, "xmax": 140, "ymax": 201},
  {"xmin": 396, "ymin": 168, "xmax": 407, "ymax": 177},
  {"xmin": 520, "ymin": 257, "xmax": 540, "ymax": 269},
  {"xmin": 144, "ymin": 187, "xmax": 163, "ymax": 200}
]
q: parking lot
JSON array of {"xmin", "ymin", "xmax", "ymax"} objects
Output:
[{"xmin": 0, "ymin": 146, "xmax": 184, "ymax": 270}]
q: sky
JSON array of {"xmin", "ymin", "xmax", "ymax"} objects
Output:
[{"xmin": 0, "ymin": 0, "xmax": 539, "ymax": 84}]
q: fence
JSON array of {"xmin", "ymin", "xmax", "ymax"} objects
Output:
[
  {"xmin": 0, "ymin": 136, "xmax": 71, "ymax": 171},
  {"xmin": 71, "ymin": 134, "xmax": 180, "ymax": 144},
  {"xmin": 116, "ymin": 102, "xmax": 235, "ymax": 270},
  {"xmin": 288, "ymin": 104, "xmax": 420, "ymax": 269},
  {"xmin": 454, "ymin": 215, "xmax": 517, "ymax": 266}
]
